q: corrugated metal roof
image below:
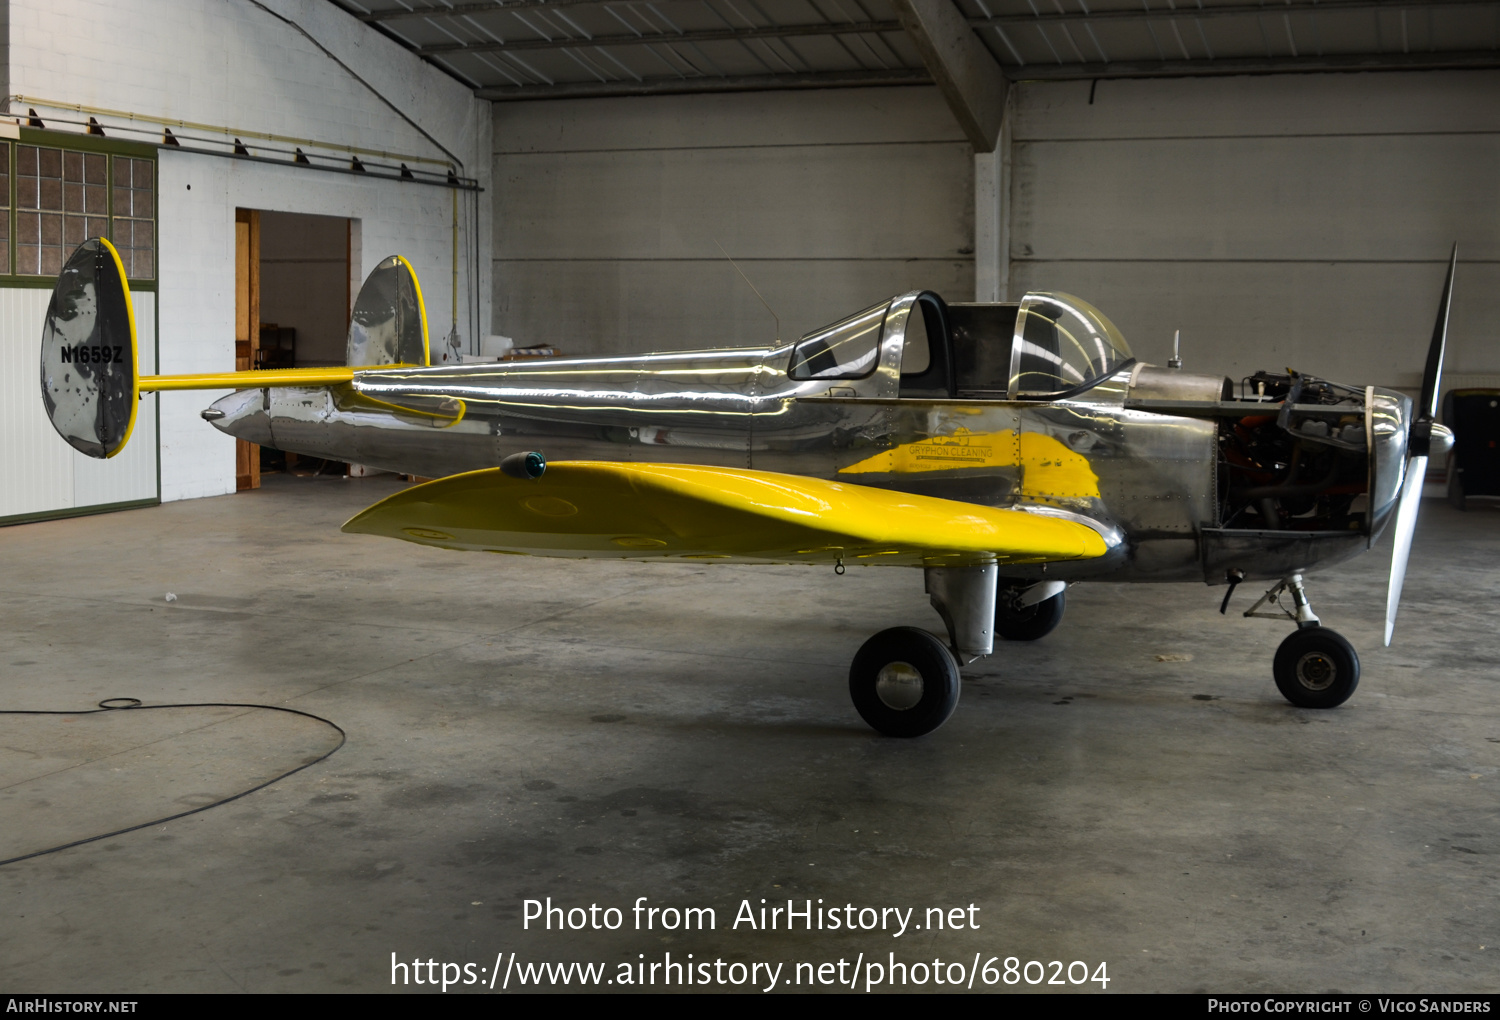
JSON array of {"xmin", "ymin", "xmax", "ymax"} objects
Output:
[{"xmin": 330, "ymin": 0, "xmax": 1500, "ymax": 99}]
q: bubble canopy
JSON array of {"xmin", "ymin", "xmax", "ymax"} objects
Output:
[{"xmin": 1010, "ymin": 292, "xmax": 1133, "ymax": 398}]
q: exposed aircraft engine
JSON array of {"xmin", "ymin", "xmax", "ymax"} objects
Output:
[{"xmin": 1218, "ymin": 372, "xmax": 1372, "ymax": 534}]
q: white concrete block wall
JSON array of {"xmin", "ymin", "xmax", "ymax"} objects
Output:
[
  {"xmin": 493, "ymin": 87, "xmax": 976, "ymax": 356},
  {"xmin": 8, "ymin": 0, "xmax": 492, "ymax": 504},
  {"xmin": 9, "ymin": 0, "xmax": 483, "ymax": 172},
  {"xmin": 1002, "ymin": 70, "xmax": 1500, "ymax": 392}
]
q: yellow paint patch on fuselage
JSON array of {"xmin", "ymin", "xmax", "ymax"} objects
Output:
[
  {"xmin": 1016, "ymin": 433, "xmax": 1100, "ymax": 500},
  {"xmin": 839, "ymin": 429, "xmax": 1100, "ymax": 500}
]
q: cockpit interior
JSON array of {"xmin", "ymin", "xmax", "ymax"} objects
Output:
[{"xmin": 789, "ymin": 290, "xmax": 1135, "ymax": 402}]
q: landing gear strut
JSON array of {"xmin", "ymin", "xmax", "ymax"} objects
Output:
[{"xmin": 1241, "ymin": 573, "xmax": 1361, "ymax": 708}]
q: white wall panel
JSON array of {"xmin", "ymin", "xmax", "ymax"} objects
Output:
[
  {"xmin": 498, "ymin": 258, "xmax": 977, "ymax": 356},
  {"xmin": 495, "ymin": 88, "xmax": 967, "ymax": 153},
  {"xmin": 0, "ymin": 288, "xmax": 159, "ymax": 522},
  {"xmin": 1008, "ymin": 259, "xmax": 1500, "ymax": 390},
  {"xmin": 1012, "ymin": 134, "xmax": 1500, "ymax": 263},
  {"xmin": 493, "ymin": 87, "xmax": 975, "ymax": 355},
  {"xmin": 1003, "ymin": 70, "xmax": 1500, "ymax": 392},
  {"xmin": 1014, "ymin": 70, "xmax": 1500, "ymax": 141},
  {"xmin": 0, "ymin": 288, "xmax": 71, "ymax": 519},
  {"xmin": 498, "ymin": 144, "xmax": 973, "ymax": 262}
]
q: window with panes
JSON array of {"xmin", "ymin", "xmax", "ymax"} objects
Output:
[{"xmin": 3, "ymin": 132, "xmax": 155, "ymax": 284}]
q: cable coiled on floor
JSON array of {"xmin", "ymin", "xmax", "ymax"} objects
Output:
[{"xmin": 0, "ymin": 698, "xmax": 345, "ymax": 868}]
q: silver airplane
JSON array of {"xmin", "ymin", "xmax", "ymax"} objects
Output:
[{"xmin": 39, "ymin": 238, "xmax": 1456, "ymax": 737}]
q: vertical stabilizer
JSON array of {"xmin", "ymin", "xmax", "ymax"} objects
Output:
[
  {"xmin": 39, "ymin": 238, "xmax": 138, "ymax": 459},
  {"xmin": 347, "ymin": 255, "xmax": 429, "ymax": 367}
]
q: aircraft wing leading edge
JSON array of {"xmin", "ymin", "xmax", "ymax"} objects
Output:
[{"xmin": 341, "ymin": 461, "xmax": 1113, "ymax": 566}]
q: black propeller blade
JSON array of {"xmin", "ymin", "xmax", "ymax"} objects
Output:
[
  {"xmin": 1412, "ymin": 243, "xmax": 1458, "ymax": 454},
  {"xmin": 1385, "ymin": 244, "xmax": 1457, "ymax": 646}
]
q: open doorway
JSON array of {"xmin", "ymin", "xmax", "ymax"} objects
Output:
[{"xmin": 234, "ymin": 208, "xmax": 352, "ymax": 489}]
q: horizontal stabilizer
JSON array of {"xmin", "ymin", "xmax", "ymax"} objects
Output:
[
  {"xmin": 342, "ymin": 462, "xmax": 1112, "ymax": 566},
  {"xmin": 140, "ymin": 366, "xmax": 362, "ymax": 392},
  {"xmin": 139, "ymin": 254, "xmax": 432, "ymax": 390}
]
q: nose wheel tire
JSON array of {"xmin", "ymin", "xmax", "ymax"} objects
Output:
[
  {"xmin": 1273, "ymin": 627, "xmax": 1360, "ymax": 708},
  {"xmin": 995, "ymin": 587, "xmax": 1066, "ymax": 641},
  {"xmin": 849, "ymin": 627, "xmax": 961, "ymax": 737}
]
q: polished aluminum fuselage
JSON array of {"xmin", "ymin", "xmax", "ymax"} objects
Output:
[{"xmin": 211, "ymin": 295, "xmax": 1409, "ymax": 585}]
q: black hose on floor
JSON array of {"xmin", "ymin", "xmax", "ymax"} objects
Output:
[{"xmin": 0, "ymin": 698, "xmax": 346, "ymax": 868}]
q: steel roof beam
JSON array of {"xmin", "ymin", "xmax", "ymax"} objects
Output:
[
  {"xmin": 362, "ymin": 0, "xmax": 600, "ymax": 19},
  {"xmin": 969, "ymin": 0, "xmax": 1500, "ymax": 29},
  {"xmin": 892, "ymin": 0, "xmax": 1008, "ymax": 152},
  {"xmin": 417, "ymin": 20, "xmax": 901, "ymax": 55},
  {"xmin": 1007, "ymin": 48, "xmax": 1500, "ymax": 79},
  {"xmin": 476, "ymin": 67, "xmax": 929, "ymax": 99},
  {"xmin": 361, "ymin": 0, "xmax": 1500, "ymax": 26},
  {"xmin": 473, "ymin": 47, "xmax": 1500, "ymax": 100},
  {"xmin": 365, "ymin": 0, "xmax": 1500, "ymax": 61}
]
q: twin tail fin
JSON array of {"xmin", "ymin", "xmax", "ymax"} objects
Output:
[{"xmin": 39, "ymin": 241, "xmax": 431, "ymax": 459}]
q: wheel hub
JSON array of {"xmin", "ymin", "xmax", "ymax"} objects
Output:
[
  {"xmin": 1294, "ymin": 651, "xmax": 1337, "ymax": 691},
  {"xmin": 875, "ymin": 661, "xmax": 924, "ymax": 710}
]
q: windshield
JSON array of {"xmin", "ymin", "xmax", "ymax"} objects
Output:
[
  {"xmin": 1009, "ymin": 292, "xmax": 1132, "ymax": 397},
  {"xmin": 789, "ymin": 300, "xmax": 889, "ymax": 380}
]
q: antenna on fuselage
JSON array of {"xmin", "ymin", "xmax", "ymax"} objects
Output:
[
  {"xmin": 1168, "ymin": 329, "xmax": 1182, "ymax": 370},
  {"xmin": 714, "ymin": 238, "xmax": 780, "ymax": 344}
]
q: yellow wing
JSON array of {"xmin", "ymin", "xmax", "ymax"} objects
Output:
[{"xmin": 341, "ymin": 461, "xmax": 1112, "ymax": 567}]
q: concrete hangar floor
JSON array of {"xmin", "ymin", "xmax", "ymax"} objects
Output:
[{"xmin": 0, "ymin": 473, "xmax": 1495, "ymax": 994}]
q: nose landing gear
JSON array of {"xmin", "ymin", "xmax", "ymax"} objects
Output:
[
  {"xmin": 1239, "ymin": 573, "xmax": 1361, "ymax": 708},
  {"xmin": 1273, "ymin": 627, "xmax": 1360, "ymax": 708}
]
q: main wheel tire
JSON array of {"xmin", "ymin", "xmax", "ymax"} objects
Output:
[
  {"xmin": 1273, "ymin": 627, "xmax": 1360, "ymax": 709},
  {"xmin": 995, "ymin": 587, "xmax": 1066, "ymax": 641},
  {"xmin": 849, "ymin": 627, "xmax": 961, "ymax": 737}
]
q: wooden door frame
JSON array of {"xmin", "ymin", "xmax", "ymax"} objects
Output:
[{"xmin": 235, "ymin": 208, "xmax": 261, "ymax": 491}]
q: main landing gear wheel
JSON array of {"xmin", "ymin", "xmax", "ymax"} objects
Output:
[
  {"xmin": 1273, "ymin": 628, "xmax": 1360, "ymax": 709},
  {"xmin": 995, "ymin": 587, "xmax": 1066, "ymax": 642},
  {"xmin": 849, "ymin": 627, "xmax": 961, "ymax": 738}
]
